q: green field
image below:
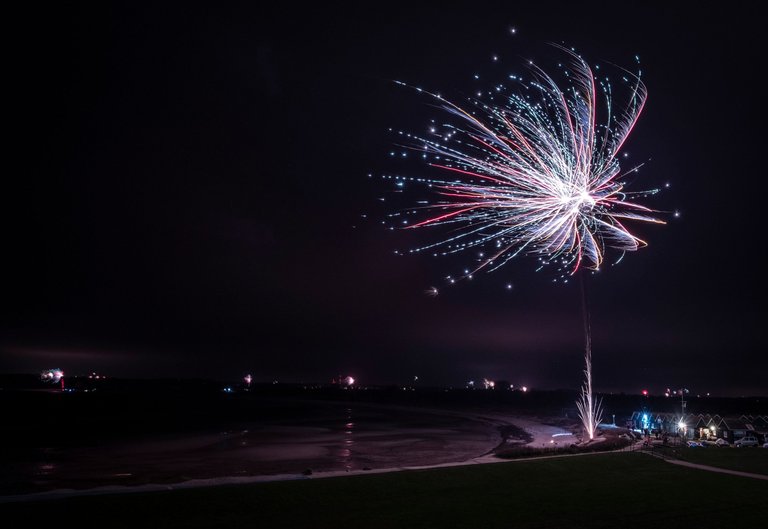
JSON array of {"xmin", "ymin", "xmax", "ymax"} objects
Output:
[
  {"xmin": 3, "ymin": 453, "xmax": 766, "ymax": 528},
  {"xmin": 657, "ymin": 445, "xmax": 768, "ymax": 475}
]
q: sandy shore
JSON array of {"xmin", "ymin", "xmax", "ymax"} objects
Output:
[{"xmin": 1, "ymin": 405, "xmax": 575, "ymax": 503}]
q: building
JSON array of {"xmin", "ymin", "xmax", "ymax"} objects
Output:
[
  {"xmin": 718, "ymin": 417, "xmax": 755, "ymax": 443},
  {"xmin": 630, "ymin": 411, "xmax": 766, "ymax": 443}
]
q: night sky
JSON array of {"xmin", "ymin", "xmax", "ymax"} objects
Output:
[{"xmin": 3, "ymin": 4, "xmax": 766, "ymax": 395}]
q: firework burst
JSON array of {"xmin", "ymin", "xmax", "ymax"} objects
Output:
[
  {"xmin": 384, "ymin": 45, "xmax": 663, "ymax": 280},
  {"xmin": 40, "ymin": 368, "xmax": 64, "ymax": 384},
  {"xmin": 41, "ymin": 368, "xmax": 65, "ymax": 390},
  {"xmin": 381, "ymin": 45, "xmax": 665, "ymax": 443}
]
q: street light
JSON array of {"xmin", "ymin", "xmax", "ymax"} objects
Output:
[{"xmin": 678, "ymin": 419, "xmax": 687, "ymax": 444}]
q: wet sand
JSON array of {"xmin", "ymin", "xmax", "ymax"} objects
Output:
[{"xmin": 1, "ymin": 402, "xmax": 573, "ymax": 499}]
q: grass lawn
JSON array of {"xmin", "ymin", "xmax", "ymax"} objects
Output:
[
  {"xmin": 2, "ymin": 453, "xmax": 766, "ymax": 528},
  {"xmin": 658, "ymin": 445, "xmax": 768, "ymax": 475}
]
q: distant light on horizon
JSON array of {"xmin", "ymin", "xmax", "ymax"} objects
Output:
[{"xmin": 40, "ymin": 368, "xmax": 64, "ymax": 384}]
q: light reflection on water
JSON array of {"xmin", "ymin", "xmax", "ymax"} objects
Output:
[
  {"xmin": 36, "ymin": 463, "xmax": 56, "ymax": 476},
  {"xmin": 335, "ymin": 408, "xmax": 355, "ymax": 470},
  {"xmin": 5, "ymin": 403, "xmax": 500, "ymax": 494}
]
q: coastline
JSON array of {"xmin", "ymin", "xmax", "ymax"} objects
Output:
[{"xmin": 0, "ymin": 406, "xmax": 575, "ymax": 503}]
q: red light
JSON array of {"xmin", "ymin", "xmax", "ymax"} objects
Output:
[{"xmin": 642, "ymin": 390, "xmax": 648, "ymax": 396}]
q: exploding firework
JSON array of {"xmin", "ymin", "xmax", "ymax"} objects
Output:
[
  {"xmin": 576, "ymin": 280, "xmax": 603, "ymax": 440},
  {"xmin": 41, "ymin": 368, "xmax": 65, "ymax": 390},
  {"xmin": 40, "ymin": 368, "xmax": 64, "ymax": 384},
  {"xmin": 383, "ymin": 45, "xmax": 663, "ymax": 280},
  {"xmin": 381, "ymin": 45, "xmax": 665, "ymax": 443}
]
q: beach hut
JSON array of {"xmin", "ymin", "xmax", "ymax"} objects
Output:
[
  {"xmin": 749, "ymin": 416, "xmax": 768, "ymax": 443},
  {"xmin": 684, "ymin": 414, "xmax": 706, "ymax": 439},
  {"xmin": 702, "ymin": 417, "xmax": 718, "ymax": 440},
  {"xmin": 718, "ymin": 417, "xmax": 752, "ymax": 443}
]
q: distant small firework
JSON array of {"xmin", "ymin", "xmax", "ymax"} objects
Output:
[
  {"xmin": 40, "ymin": 368, "xmax": 64, "ymax": 384},
  {"xmin": 41, "ymin": 368, "xmax": 65, "ymax": 390},
  {"xmin": 425, "ymin": 286, "xmax": 439, "ymax": 297},
  {"xmin": 382, "ymin": 45, "xmax": 664, "ymax": 282}
]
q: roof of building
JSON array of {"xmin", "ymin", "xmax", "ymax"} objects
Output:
[
  {"xmin": 685, "ymin": 415, "xmax": 706, "ymax": 428},
  {"xmin": 720, "ymin": 417, "xmax": 751, "ymax": 430}
]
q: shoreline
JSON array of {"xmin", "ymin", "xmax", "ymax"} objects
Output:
[{"xmin": 0, "ymin": 407, "xmax": 576, "ymax": 503}]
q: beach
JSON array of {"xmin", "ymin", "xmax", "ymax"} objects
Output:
[{"xmin": 1, "ymin": 399, "xmax": 573, "ymax": 498}]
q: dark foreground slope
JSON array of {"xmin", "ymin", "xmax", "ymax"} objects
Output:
[{"xmin": 3, "ymin": 453, "xmax": 766, "ymax": 528}]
